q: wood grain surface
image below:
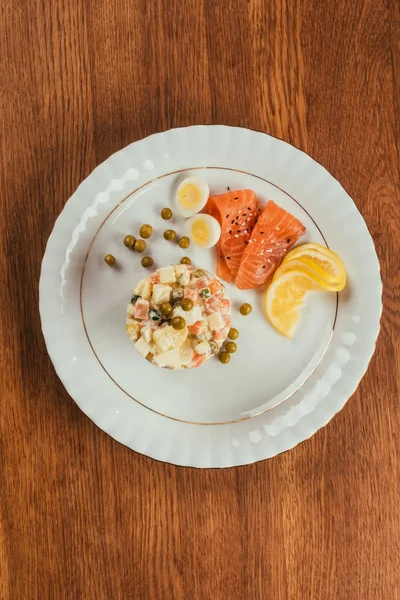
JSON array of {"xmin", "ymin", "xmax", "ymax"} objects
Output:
[{"xmin": 1, "ymin": 1, "xmax": 399, "ymax": 598}]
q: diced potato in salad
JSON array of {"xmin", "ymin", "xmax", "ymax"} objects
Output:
[{"xmin": 126, "ymin": 265, "xmax": 231, "ymax": 369}]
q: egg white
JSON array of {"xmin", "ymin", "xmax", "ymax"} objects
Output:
[
  {"xmin": 185, "ymin": 214, "xmax": 221, "ymax": 249},
  {"xmin": 175, "ymin": 176, "xmax": 209, "ymax": 217}
]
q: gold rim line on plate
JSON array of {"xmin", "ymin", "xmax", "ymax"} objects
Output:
[{"xmin": 79, "ymin": 166, "xmax": 339, "ymax": 426}]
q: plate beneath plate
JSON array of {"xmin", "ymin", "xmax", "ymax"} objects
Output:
[{"xmin": 40, "ymin": 126, "xmax": 382, "ymax": 467}]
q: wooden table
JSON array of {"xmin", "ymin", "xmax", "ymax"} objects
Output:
[{"xmin": 1, "ymin": 1, "xmax": 399, "ymax": 598}]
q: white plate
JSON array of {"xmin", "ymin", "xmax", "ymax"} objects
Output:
[{"xmin": 39, "ymin": 126, "xmax": 382, "ymax": 467}]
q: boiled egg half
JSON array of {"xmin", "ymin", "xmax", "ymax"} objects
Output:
[
  {"xmin": 175, "ymin": 176, "xmax": 209, "ymax": 217},
  {"xmin": 185, "ymin": 214, "xmax": 221, "ymax": 249}
]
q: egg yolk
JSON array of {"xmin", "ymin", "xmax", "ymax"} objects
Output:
[
  {"xmin": 178, "ymin": 184, "xmax": 202, "ymax": 209},
  {"xmin": 191, "ymin": 219, "xmax": 210, "ymax": 245}
]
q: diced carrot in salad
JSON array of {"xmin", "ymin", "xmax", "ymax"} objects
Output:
[
  {"xmin": 188, "ymin": 321, "xmax": 206, "ymax": 335},
  {"xmin": 213, "ymin": 329, "xmax": 227, "ymax": 341},
  {"xmin": 219, "ymin": 299, "xmax": 231, "ymax": 315},
  {"xmin": 133, "ymin": 298, "xmax": 150, "ymax": 320},
  {"xmin": 223, "ymin": 313, "xmax": 232, "ymax": 328},
  {"xmin": 209, "ymin": 279, "xmax": 223, "ymax": 294},
  {"xmin": 184, "ymin": 288, "xmax": 197, "ymax": 301},
  {"xmin": 192, "ymin": 276, "xmax": 209, "ymax": 290},
  {"xmin": 204, "ymin": 296, "xmax": 221, "ymax": 314},
  {"xmin": 192, "ymin": 353, "xmax": 207, "ymax": 368}
]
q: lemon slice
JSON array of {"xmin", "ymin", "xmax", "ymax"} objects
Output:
[
  {"xmin": 283, "ymin": 243, "xmax": 346, "ymax": 291},
  {"xmin": 264, "ymin": 270, "xmax": 324, "ymax": 338},
  {"xmin": 274, "ymin": 256, "xmax": 340, "ymax": 291}
]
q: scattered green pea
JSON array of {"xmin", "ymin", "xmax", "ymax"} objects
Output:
[
  {"xmin": 172, "ymin": 316, "xmax": 186, "ymax": 330},
  {"xmin": 225, "ymin": 341, "xmax": 237, "ymax": 354},
  {"xmin": 219, "ymin": 351, "xmax": 231, "ymax": 364},
  {"xmin": 193, "ymin": 269, "xmax": 204, "ymax": 278},
  {"xmin": 240, "ymin": 303, "xmax": 252, "ymax": 316},
  {"xmin": 123, "ymin": 234, "xmax": 136, "ymax": 249},
  {"xmin": 181, "ymin": 298, "xmax": 194, "ymax": 312},
  {"xmin": 161, "ymin": 207, "xmax": 173, "ymax": 220},
  {"xmin": 104, "ymin": 254, "xmax": 116, "ymax": 266},
  {"xmin": 139, "ymin": 224, "xmax": 153, "ymax": 239},
  {"xmin": 228, "ymin": 328, "xmax": 239, "ymax": 340},
  {"xmin": 164, "ymin": 229, "xmax": 176, "ymax": 241},
  {"xmin": 178, "ymin": 236, "xmax": 190, "ymax": 249},
  {"xmin": 134, "ymin": 239, "xmax": 147, "ymax": 253},
  {"xmin": 141, "ymin": 256, "xmax": 154, "ymax": 268},
  {"xmin": 180, "ymin": 256, "xmax": 192, "ymax": 265},
  {"xmin": 160, "ymin": 302, "xmax": 173, "ymax": 316}
]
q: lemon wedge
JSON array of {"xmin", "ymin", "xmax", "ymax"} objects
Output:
[
  {"xmin": 282, "ymin": 243, "xmax": 346, "ymax": 291},
  {"xmin": 275, "ymin": 256, "xmax": 341, "ymax": 291},
  {"xmin": 264, "ymin": 270, "xmax": 325, "ymax": 338},
  {"xmin": 265, "ymin": 243, "xmax": 346, "ymax": 337}
]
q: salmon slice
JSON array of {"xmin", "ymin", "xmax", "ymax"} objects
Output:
[
  {"xmin": 216, "ymin": 246, "xmax": 233, "ymax": 282},
  {"xmin": 235, "ymin": 200, "xmax": 306, "ymax": 290},
  {"xmin": 203, "ymin": 190, "xmax": 258, "ymax": 281}
]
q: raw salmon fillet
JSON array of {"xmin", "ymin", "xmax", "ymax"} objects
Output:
[
  {"xmin": 215, "ymin": 245, "xmax": 234, "ymax": 283},
  {"xmin": 235, "ymin": 200, "xmax": 306, "ymax": 290},
  {"xmin": 204, "ymin": 190, "xmax": 258, "ymax": 281}
]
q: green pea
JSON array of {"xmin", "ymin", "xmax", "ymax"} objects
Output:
[
  {"xmin": 239, "ymin": 303, "xmax": 252, "ymax": 316},
  {"xmin": 180, "ymin": 256, "xmax": 192, "ymax": 265},
  {"xmin": 219, "ymin": 351, "xmax": 231, "ymax": 364},
  {"xmin": 123, "ymin": 234, "xmax": 136, "ymax": 249},
  {"xmin": 164, "ymin": 229, "xmax": 176, "ymax": 241},
  {"xmin": 172, "ymin": 316, "xmax": 186, "ymax": 330},
  {"xmin": 225, "ymin": 342, "xmax": 237, "ymax": 354},
  {"xmin": 181, "ymin": 298, "xmax": 194, "ymax": 312},
  {"xmin": 141, "ymin": 256, "xmax": 154, "ymax": 268},
  {"xmin": 160, "ymin": 302, "xmax": 173, "ymax": 316},
  {"xmin": 178, "ymin": 236, "xmax": 190, "ymax": 249},
  {"xmin": 161, "ymin": 207, "xmax": 173, "ymax": 220},
  {"xmin": 228, "ymin": 328, "xmax": 239, "ymax": 340},
  {"xmin": 193, "ymin": 269, "xmax": 204, "ymax": 278},
  {"xmin": 134, "ymin": 239, "xmax": 147, "ymax": 253},
  {"xmin": 139, "ymin": 224, "xmax": 153, "ymax": 239},
  {"xmin": 104, "ymin": 254, "xmax": 116, "ymax": 266},
  {"xmin": 209, "ymin": 341, "xmax": 219, "ymax": 354}
]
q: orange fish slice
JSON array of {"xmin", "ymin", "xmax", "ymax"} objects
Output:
[
  {"xmin": 203, "ymin": 190, "xmax": 258, "ymax": 281},
  {"xmin": 235, "ymin": 200, "xmax": 306, "ymax": 290}
]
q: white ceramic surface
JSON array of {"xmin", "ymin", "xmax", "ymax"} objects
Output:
[{"xmin": 39, "ymin": 126, "xmax": 382, "ymax": 467}]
